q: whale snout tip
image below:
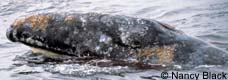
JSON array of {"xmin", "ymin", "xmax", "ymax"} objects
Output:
[{"xmin": 6, "ymin": 26, "xmax": 17, "ymax": 42}]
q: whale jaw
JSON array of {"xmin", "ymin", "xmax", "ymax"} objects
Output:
[{"xmin": 31, "ymin": 47, "xmax": 64, "ymax": 59}]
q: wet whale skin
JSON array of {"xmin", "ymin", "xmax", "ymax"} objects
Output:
[{"xmin": 6, "ymin": 13, "xmax": 228, "ymax": 67}]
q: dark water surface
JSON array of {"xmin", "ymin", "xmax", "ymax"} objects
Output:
[{"xmin": 1, "ymin": 0, "xmax": 228, "ymax": 80}]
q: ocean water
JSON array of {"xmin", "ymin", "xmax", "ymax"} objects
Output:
[{"xmin": 0, "ymin": 0, "xmax": 228, "ymax": 80}]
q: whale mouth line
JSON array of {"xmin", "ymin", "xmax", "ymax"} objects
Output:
[
  {"xmin": 17, "ymin": 37, "xmax": 78, "ymax": 58},
  {"xmin": 30, "ymin": 47, "xmax": 103, "ymax": 62}
]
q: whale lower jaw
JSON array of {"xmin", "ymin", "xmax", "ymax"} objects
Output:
[
  {"xmin": 31, "ymin": 47, "xmax": 71, "ymax": 60},
  {"xmin": 30, "ymin": 47, "xmax": 168, "ymax": 69}
]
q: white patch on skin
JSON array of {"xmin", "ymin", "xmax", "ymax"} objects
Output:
[
  {"xmin": 56, "ymin": 48, "xmax": 61, "ymax": 51},
  {"xmin": 20, "ymin": 38, "xmax": 25, "ymax": 42},
  {"xmin": 136, "ymin": 19, "xmax": 146, "ymax": 24},
  {"xmin": 99, "ymin": 34, "xmax": 112, "ymax": 44},
  {"xmin": 26, "ymin": 37, "xmax": 35, "ymax": 44},
  {"xmin": 45, "ymin": 45, "xmax": 49, "ymax": 48},
  {"xmin": 73, "ymin": 30, "xmax": 78, "ymax": 35},
  {"xmin": 120, "ymin": 32, "xmax": 130, "ymax": 44},
  {"xmin": 35, "ymin": 40, "xmax": 43, "ymax": 46},
  {"xmin": 13, "ymin": 30, "xmax": 19, "ymax": 41},
  {"xmin": 80, "ymin": 17, "xmax": 86, "ymax": 27},
  {"xmin": 64, "ymin": 38, "xmax": 70, "ymax": 45},
  {"xmin": 95, "ymin": 46, "xmax": 100, "ymax": 51},
  {"xmin": 25, "ymin": 37, "xmax": 44, "ymax": 46}
]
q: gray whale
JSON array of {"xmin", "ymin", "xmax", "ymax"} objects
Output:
[{"xmin": 6, "ymin": 13, "xmax": 228, "ymax": 68}]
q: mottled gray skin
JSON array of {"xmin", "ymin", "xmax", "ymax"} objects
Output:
[{"xmin": 6, "ymin": 13, "xmax": 228, "ymax": 67}]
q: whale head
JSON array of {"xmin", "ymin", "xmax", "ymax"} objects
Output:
[
  {"xmin": 7, "ymin": 15, "xmax": 49, "ymax": 46},
  {"xmin": 6, "ymin": 14, "xmax": 77, "ymax": 59}
]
